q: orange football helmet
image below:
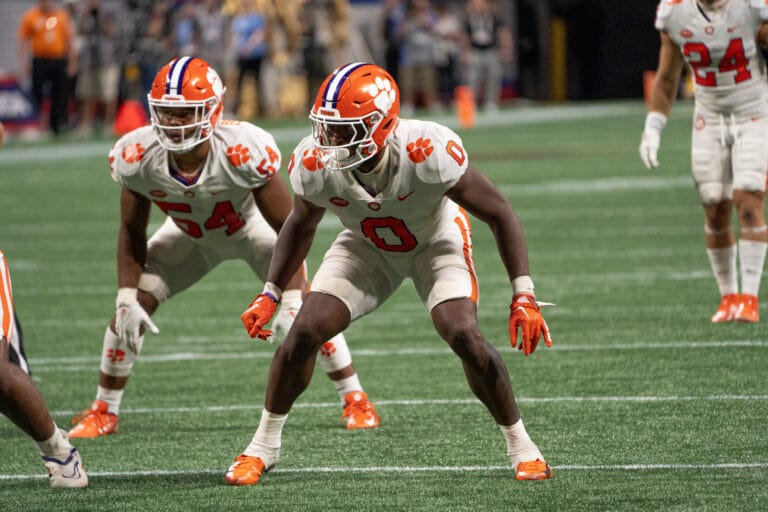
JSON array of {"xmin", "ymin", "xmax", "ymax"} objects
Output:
[
  {"xmin": 310, "ymin": 62, "xmax": 400, "ymax": 171},
  {"xmin": 148, "ymin": 56, "xmax": 226, "ymax": 153}
]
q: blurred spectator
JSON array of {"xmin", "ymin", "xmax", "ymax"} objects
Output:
[
  {"xmin": 231, "ymin": 0, "xmax": 272, "ymax": 118},
  {"xmin": 196, "ymin": 0, "xmax": 231, "ymax": 77},
  {"xmin": 398, "ymin": 0, "xmax": 438, "ymax": 115},
  {"xmin": 75, "ymin": 0, "xmax": 123, "ymax": 135},
  {"xmin": 433, "ymin": 3, "xmax": 462, "ymax": 109},
  {"xmin": 380, "ymin": 0, "xmax": 404, "ymax": 82},
  {"xmin": 17, "ymin": 0, "xmax": 77, "ymax": 136},
  {"xmin": 172, "ymin": 1, "xmax": 201, "ymax": 57},
  {"xmin": 299, "ymin": 0, "xmax": 351, "ymax": 109},
  {"xmin": 131, "ymin": 2, "xmax": 173, "ymax": 114},
  {"xmin": 462, "ymin": 0, "xmax": 513, "ymax": 112}
]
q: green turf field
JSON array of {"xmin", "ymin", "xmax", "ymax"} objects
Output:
[{"xmin": 1, "ymin": 100, "xmax": 766, "ymax": 511}]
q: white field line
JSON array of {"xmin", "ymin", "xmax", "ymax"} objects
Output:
[
  {"xmin": 0, "ymin": 102, "xmax": 646, "ymax": 164},
  {"xmin": 47, "ymin": 394, "xmax": 768, "ymax": 418},
  {"xmin": 2, "ymin": 462, "xmax": 767, "ymax": 482},
  {"xmin": 28, "ymin": 340, "xmax": 768, "ymax": 374}
]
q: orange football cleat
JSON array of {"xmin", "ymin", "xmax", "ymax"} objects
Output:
[
  {"xmin": 341, "ymin": 391, "xmax": 380, "ymax": 429},
  {"xmin": 68, "ymin": 400, "xmax": 119, "ymax": 438},
  {"xmin": 710, "ymin": 293, "xmax": 740, "ymax": 323},
  {"xmin": 225, "ymin": 455, "xmax": 268, "ymax": 486},
  {"xmin": 734, "ymin": 294, "xmax": 759, "ymax": 323},
  {"xmin": 515, "ymin": 459, "xmax": 553, "ymax": 481}
]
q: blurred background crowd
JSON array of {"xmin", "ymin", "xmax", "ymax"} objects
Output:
[
  {"xmin": 3, "ymin": 0, "xmax": 522, "ymax": 138},
  {"xmin": 0, "ymin": 0, "xmax": 662, "ymax": 139}
]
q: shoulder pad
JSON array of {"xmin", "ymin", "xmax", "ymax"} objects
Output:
[
  {"xmin": 750, "ymin": 0, "xmax": 768, "ymax": 19},
  {"xmin": 655, "ymin": 0, "xmax": 678, "ymax": 24}
]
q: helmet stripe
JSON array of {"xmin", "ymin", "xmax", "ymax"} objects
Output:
[
  {"xmin": 166, "ymin": 56, "xmax": 193, "ymax": 95},
  {"xmin": 322, "ymin": 62, "xmax": 367, "ymax": 109}
]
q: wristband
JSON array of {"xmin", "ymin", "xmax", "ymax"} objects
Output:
[
  {"xmin": 281, "ymin": 289, "xmax": 303, "ymax": 306},
  {"xmin": 644, "ymin": 111, "xmax": 667, "ymax": 135},
  {"xmin": 116, "ymin": 287, "xmax": 138, "ymax": 305},
  {"xmin": 512, "ymin": 276, "xmax": 534, "ymax": 296},
  {"xmin": 263, "ymin": 281, "xmax": 283, "ymax": 302}
]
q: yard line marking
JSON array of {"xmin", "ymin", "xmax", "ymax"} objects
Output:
[
  {"xmin": 2, "ymin": 461, "xmax": 767, "ymax": 482},
  {"xmin": 29, "ymin": 340, "xmax": 768, "ymax": 372},
  {"xmin": 48, "ymin": 394, "xmax": 768, "ymax": 417}
]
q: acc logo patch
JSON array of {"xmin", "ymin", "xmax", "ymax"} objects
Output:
[
  {"xmin": 330, "ymin": 197, "xmax": 349, "ymax": 207},
  {"xmin": 149, "ymin": 189, "xmax": 167, "ymax": 198}
]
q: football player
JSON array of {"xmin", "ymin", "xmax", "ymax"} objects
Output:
[
  {"xmin": 69, "ymin": 57, "xmax": 379, "ymax": 439},
  {"xmin": 227, "ymin": 62, "xmax": 553, "ymax": 485},
  {"xmin": 0, "ymin": 249, "xmax": 88, "ymax": 488},
  {"xmin": 640, "ymin": 0, "xmax": 768, "ymax": 322}
]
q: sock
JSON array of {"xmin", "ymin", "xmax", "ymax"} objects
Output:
[
  {"xmin": 96, "ymin": 386, "xmax": 124, "ymax": 416},
  {"xmin": 36, "ymin": 424, "xmax": 73, "ymax": 457},
  {"xmin": 333, "ymin": 374, "xmax": 363, "ymax": 401},
  {"xmin": 738, "ymin": 239, "xmax": 767, "ymax": 297},
  {"xmin": 499, "ymin": 419, "xmax": 543, "ymax": 467},
  {"xmin": 243, "ymin": 409, "xmax": 288, "ymax": 468},
  {"xmin": 706, "ymin": 245, "xmax": 738, "ymax": 296}
]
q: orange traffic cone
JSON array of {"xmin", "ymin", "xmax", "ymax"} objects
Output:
[
  {"xmin": 454, "ymin": 85, "xmax": 475, "ymax": 129},
  {"xmin": 113, "ymin": 100, "xmax": 149, "ymax": 135}
]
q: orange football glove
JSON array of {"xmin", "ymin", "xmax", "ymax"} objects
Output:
[
  {"xmin": 240, "ymin": 293, "xmax": 279, "ymax": 340},
  {"xmin": 509, "ymin": 293, "xmax": 553, "ymax": 356}
]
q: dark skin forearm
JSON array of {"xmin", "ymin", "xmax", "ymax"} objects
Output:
[{"xmin": 446, "ymin": 165, "xmax": 530, "ymax": 281}]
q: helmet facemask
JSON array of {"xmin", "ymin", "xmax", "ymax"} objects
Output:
[
  {"xmin": 310, "ymin": 109, "xmax": 385, "ymax": 171},
  {"xmin": 148, "ymin": 95, "xmax": 220, "ymax": 154}
]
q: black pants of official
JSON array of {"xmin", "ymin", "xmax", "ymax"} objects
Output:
[{"xmin": 31, "ymin": 57, "xmax": 69, "ymax": 135}]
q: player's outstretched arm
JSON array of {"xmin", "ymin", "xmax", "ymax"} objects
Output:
[
  {"xmin": 446, "ymin": 165, "xmax": 552, "ymax": 355},
  {"xmin": 114, "ymin": 188, "xmax": 158, "ymax": 351},
  {"xmin": 241, "ymin": 196, "xmax": 325, "ymax": 339},
  {"xmin": 640, "ymin": 31, "xmax": 684, "ymax": 170}
]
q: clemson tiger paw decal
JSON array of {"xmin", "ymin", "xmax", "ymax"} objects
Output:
[
  {"xmin": 319, "ymin": 341, "xmax": 337, "ymax": 358},
  {"xmin": 406, "ymin": 138, "xmax": 433, "ymax": 163},
  {"xmin": 226, "ymin": 144, "xmax": 251, "ymax": 166},
  {"xmin": 302, "ymin": 148, "xmax": 325, "ymax": 171},
  {"xmin": 366, "ymin": 76, "xmax": 397, "ymax": 112},
  {"xmin": 122, "ymin": 143, "xmax": 145, "ymax": 163}
]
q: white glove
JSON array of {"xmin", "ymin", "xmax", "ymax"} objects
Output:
[
  {"xmin": 115, "ymin": 288, "xmax": 158, "ymax": 354},
  {"xmin": 639, "ymin": 111, "xmax": 667, "ymax": 170},
  {"xmin": 270, "ymin": 289, "xmax": 302, "ymax": 344}
]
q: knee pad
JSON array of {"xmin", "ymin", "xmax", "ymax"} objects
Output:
[
  {"xmin": 733, "ymin": 171, "xmax": 767, "ymax": 193},
  {"xmin": 317, "ymin": 333, "xmax": 352, "ymax": 373},
  {"xmin": 697, "ymin": 182, "xmax": 731, "ymax": 205},
  {"xmin": 138, "ymin": 272, "xmax": 170, "ymax": 304},
  {"xmin": 99, "ymin": 327, "xmax": 139, "ymax": 377}
]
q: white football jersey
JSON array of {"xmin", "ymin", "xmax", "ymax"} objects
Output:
[
  {"xmin": 109, "ymin": 120, "xmax": 281, "ymax": 246},
  {"xmin": 288, "ymin": 119, "xmax": 469, "ymax": 255},
  {"xmin": 655, "ymin": 0, "xmax": 768, "ymax": 114}
]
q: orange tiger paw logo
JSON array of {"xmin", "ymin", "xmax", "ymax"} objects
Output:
[
  {"xmin": 406, "ymin": 138, "xmax": 433, "ymax": 163},
  {"xmin": 302, "ymin": 148, "xmax": 325, "ymax": 171},
  {"xmin": 226, "ymin": 144, "xmax": 251, "ymax": 166},
  {"xmin": 319, "ymin": 341, "xmax": 336, "ymax": 358},
  {"xmin": 122, "ymin": 143, "xmax": 145, "ymax": 164}
]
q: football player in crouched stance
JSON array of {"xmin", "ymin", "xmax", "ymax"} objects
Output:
[
  {"xmin": 640, "ymin": 0, "xmax": 768, "ymax": 322},
  {"xmin": 227, "ymin": 62, "xmax": 554, "ymax": 486},
  {"xmin": 0, "ymin": 250, "xmax": 88, "ymax": 488},
  {"xmin": 69, "ymin": 57, "xmax": 379, "ymax": 440}
]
